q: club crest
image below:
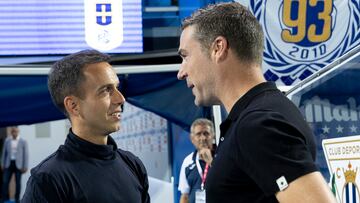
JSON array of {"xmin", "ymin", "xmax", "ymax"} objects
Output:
[
  {"xmin": 323, "ymin": 136, "xmax": 360, "ymax": 202},
  {"xmin": 247, "ymin": 0, "xmax": 360, "ymax": 85},
  {"xmin": 84, "ymin": 0, "xmax": 124, "ymax": 51}
]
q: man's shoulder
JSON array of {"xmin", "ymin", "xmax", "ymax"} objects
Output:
[
  {"xmin": 235, "ymin": 89, "xmax": 307, "ymax": 128},
  {"xmin": 116, "ymin": 148, "xmax": 148, "ymax": 184},
  {"xmin": 4, "ymin": 137, "xmax": 11, "ymax": 143},
  {"xmin": 245, "ymin": 88, "xmax": 295, "ymax": 113},
  {"xmin": 116, "ymin": 148, "xmax": 146, "ymax": 170},
  {"xmin": 184, "ymin": 152, "xmax": 194, "ymax": 160},
  {"xmin": 30, "ymin": 146, "xmax": 70, "ymax": 176},
  {"xmin": 19, "ymin": 137, "xmax": 28, "ymax": 144},
  {"xmin": 182, "ymin": 152, "xmax": 195, "ymax": 167},
  {"xmin": 117, "ymin": 148, "xmax": 139, "ymax": 161},
  {"xmin": 235, "ymin": 93, "xmax": 291, "ymax": 123}
]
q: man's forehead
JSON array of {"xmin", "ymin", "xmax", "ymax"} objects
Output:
[
  {"xmin": 194, "ymin": 124, "xmax": 211, "ymax": 131},
  {"xmin": 179, "ymin": 26, "xmax": 196, "ymax": 47},
  {"xmin": 80, "ymin": 63, "xmax": 119, "ymax": 93},
  {"xmin": 84, "ymin": 63, "xmax": 117, "ymax": 79}
]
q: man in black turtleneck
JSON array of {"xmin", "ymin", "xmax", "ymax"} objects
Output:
[{"xmin": 21, "ymin": 50, "xmax": 150, "ymax": 203}]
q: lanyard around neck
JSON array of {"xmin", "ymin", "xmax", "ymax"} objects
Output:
[{"xmin": 195, "ymin": 152, "xmax": 209, "ymax": 190}]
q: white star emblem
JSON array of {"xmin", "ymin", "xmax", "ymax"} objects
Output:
[
  {"xmin": 336, "ymin": 125, "xmax": 344, "ymax": 133},
  {"xmin": 320, "ymin": 133, "xmax": 327, "ymax": 140},
  {"xmin": 350, "ymin": 125, "xmax": 358, "ymax": 133},
  {"xmin": 322, "ymin": 125, "xmax": 330, "ymax": 134}
]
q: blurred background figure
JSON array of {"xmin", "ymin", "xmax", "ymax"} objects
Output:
[
  {"xmin": 1, "ymin": 126, "xmax": 28, "ymax": 203},
  {"xmin": 178, "ymin": 118, "xmax": 214, "ymax": 203}
]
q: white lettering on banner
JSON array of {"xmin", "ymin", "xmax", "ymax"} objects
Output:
[
  {"xmin": 303, "ymin": 96, "xmax": 360, "ymax": 123},
  {"xmin": 329, "ymin": 146, "xmax": 341, "ymax": 156},
  {"xmin": 327, "ymin": 145, "xmax": 360, "ymax": 157},
  {"xmin": 323, "ymin": 139, "xmax": 360, "ymax": 160},
  {"xmin": 342, "ymin": 145, "xmax": 360, "ymax": 155}
]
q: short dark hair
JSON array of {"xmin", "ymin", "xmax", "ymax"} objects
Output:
[
  {"xmin": 48, "ymin": 50, "xmax": 111, "ymax": 116},
  {"xmin": 182, "ymin": 2, "xmax": 264, "ymax": 64}
]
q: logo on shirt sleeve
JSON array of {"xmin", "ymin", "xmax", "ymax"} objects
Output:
[
  {"xmin": 189, "ymin": 163, "xmax": 196, "ymax": 170},
  {"xmin": 276, "ymin": 176, "xmax": 288, "ymax": 191}
]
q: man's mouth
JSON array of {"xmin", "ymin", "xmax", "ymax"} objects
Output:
[{"xmin": 110, "ymin": 112, "xmax": 121, "ymax": 119}]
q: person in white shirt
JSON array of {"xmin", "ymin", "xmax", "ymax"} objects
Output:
[{"xmin": 178, "ymin": 118, "xmax": 214, "ymax": 203}]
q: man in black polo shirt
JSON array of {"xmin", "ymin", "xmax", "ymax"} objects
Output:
[{"xmin": 177, "ymin": 2, "xmax": 336, "ymax": 203}]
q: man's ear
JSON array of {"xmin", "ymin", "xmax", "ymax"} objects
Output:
[
  {"xmin": 211, "ymin": 36, "xmax": 229, "ymax": 63},
  {"xmin": 64, "ymin": 96, "xmax": 80, "ymax": 117}
]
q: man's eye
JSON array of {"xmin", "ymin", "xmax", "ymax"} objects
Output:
[
  {"xmin": 179, "ymin": 53, "xmax": 186, "ymax": 60},
  {"xmin": 104, "ymin": 87, "xmax": 113, "ymax": 93}
]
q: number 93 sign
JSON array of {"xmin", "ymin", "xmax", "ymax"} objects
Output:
[{"xmin": 238, "ymin": 0, "xmax": 360, "ymax": 85}]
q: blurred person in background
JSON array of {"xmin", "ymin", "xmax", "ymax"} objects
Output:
[
  {"xmin": 178, "ymin": 118, "xmax": 214, "ymax": 203},
  {"xmin": 1, "ymin": 126, "xmax": 28, "ymax": 203}
]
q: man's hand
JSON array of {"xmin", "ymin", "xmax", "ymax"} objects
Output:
[
  {"xmin": 180, "ymin": 194, "xmax": 189, "ymax": 203},
  {"xmin": 198, "ymin": 148, "xmax": 213, "ymax": 165},
  {"xmin": 20, "ymin": 168, "xmax": 28, "ymax": 173}
]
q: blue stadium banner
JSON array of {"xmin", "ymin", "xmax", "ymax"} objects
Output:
[
  {"xmin": 237, "ymin": 0, "xmax": 360, "ymax": 85},
  {"xmin": 0, "ymin": 0, "xmax": 142, "ymax": 55}
]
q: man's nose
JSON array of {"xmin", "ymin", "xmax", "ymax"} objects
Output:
[
  {"xmin": 199, "ymin": 133, "xmax": 207, "ymax": 139},
  {"xmin": 177, "ymin": 66, "xmax": 187, "ymax": 80},
  {"xmin": 113, "ymin": 88, "xmax": 126, "ymax": 105}
]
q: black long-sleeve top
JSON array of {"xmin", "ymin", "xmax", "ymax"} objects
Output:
[{"xmin": 22, "ymin": 130, "xmax": 150, "ymax": 203}]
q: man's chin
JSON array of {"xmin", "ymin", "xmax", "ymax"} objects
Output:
[
  {"xmin": 113, "ymin": 125, "xmax": 121, "ymax": 132},
  {"xmin": 195, "ymin": 98, "xmax": 214, "ymax": 107},
  {"xmin": 106, "ymin": 124, "xmax": 120, "ymax": 135},
  {"xmin": 200, "ymin": 144, "xmax": 211, "ymax": 149},
  {"xmin": 194, "ymin": 97, "xmax": 205, "ymax": 106}
]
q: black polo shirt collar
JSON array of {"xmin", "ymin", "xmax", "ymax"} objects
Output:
[
  {"xmin": 220, "ymin": 82, "xmax": 277, "ymax": 139},
  {"xmin": 228, "ymin": 82, "xmax": 277, "ymax": 121}
]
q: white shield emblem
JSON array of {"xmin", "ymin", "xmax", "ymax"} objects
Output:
[
  {"xmin": 323, "ymin": 136, "xmax": 360, "ymax": 203},
  {"xmin": 84, "ymin": 0, "xmax": 123, "ymax": 51}
]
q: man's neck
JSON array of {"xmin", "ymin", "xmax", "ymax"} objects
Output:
[
  {"xmin": 71, "ymin": 127, "xmax": 108, "ymax": 145},
  {"xmin": 218, "ymin": 62, "xmax": 266, "ymax": 113}
]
